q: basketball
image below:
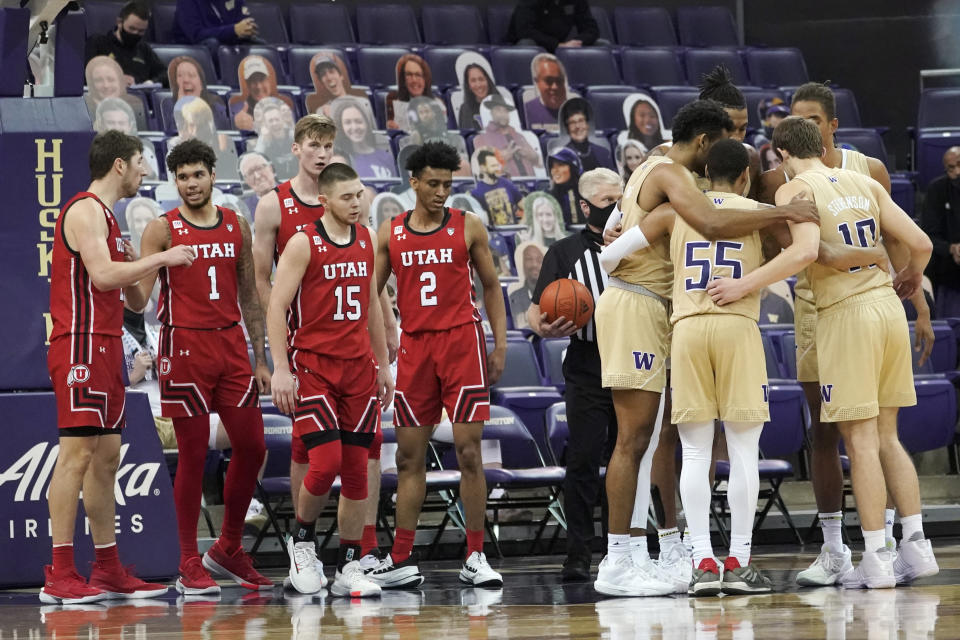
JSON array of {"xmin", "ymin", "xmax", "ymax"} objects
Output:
[{"xmin": 541, "ymin": 278, "xmax": 595, "ymax": 329}]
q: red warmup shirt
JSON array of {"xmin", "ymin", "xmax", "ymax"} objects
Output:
[
  {"xmin": 157, "ymin": 207, "xmax": 243, "ymax": 329},
  {"xmin": 388, "ymin": 208, "xmax": 482, "ymax": 333},
  {"xmin": 274, "ymin": 180, "xmax": 325, "ymax": 258},
  {"xmin": 287, "ymin": 221, "xmax": 375, "ymax": 361},
  {"xmin": 49, "ymin": 192, "xmax": 126, "ymax": 351}
]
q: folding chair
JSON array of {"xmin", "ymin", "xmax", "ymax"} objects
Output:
[{"xmin": 251, "ymin": 414, "xmax": 295, "ymax": 554}]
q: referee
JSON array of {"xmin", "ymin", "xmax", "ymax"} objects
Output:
[{"xmin": 527, "ymin": 168, "xmax": 621, "ymax": 581}]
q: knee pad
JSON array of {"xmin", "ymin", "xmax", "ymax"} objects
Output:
[
  {"xmin": 339, "ymin": 444, "xmax": 370, "ymax": 501},
  {"xmin": 368, "ymin": 427, "xmax": 382, "ymax": 461},
  {"xmin": 304, "ymin": 439, "xmax": 341, "ymax": 497}
]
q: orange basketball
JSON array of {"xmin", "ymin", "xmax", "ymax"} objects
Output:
[{"xmin": 541, "ymin": 278, "xmax": 595, "ymax": 329}]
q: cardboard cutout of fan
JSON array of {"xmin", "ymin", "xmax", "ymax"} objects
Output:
[{"xmin": 541, "ymin": 278, "xmax": 594, "ymax": 329}]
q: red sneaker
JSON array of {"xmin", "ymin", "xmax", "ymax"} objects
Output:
[
  {"xmin": 39, "ymin": 565, "xmax": 106, "ymax": 604},
  {"xmin": 202, "ymin": 541, "xmax": 274, "ymax": 591},
  {"xmin": 88, "ymin": 562, "xmax": 169, "ymax": 599},
  {"xmin": 176, "ymin": 556, "xmax": 221, "ymax": 596}
]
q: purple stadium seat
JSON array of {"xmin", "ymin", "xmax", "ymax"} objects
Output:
[
  {"xmin": 490, "ymin": 46, "xmax": 543, "ymax": 88},
  {"xmin": 423, "ymin": 46, "xmax": 481, "ymax": 88},
  {"xmin": 621, "ymin": 48, "xmax": 685, "ymax": 88},
  {"xmin": 356, "ymin": 46, "xmax": 413, "ymax": 88},
  {"xmin": 356, "ymin": 4, "xmax": 421, "ymax": 45},
  {"xmin": 916, "ymin": 128, "xmax": 960, "ymax": 188},
  {"xmin": 676, "ymin": 6, "xmax": 739, "ymax": 48},
  {"xmin": 651, "ymin": 87, "xmax": 700, "ymax": 127},
  {"xmin": 491, "ymin": 339, "xmax": 563, "ymax": 454},
  {"xmin": 288, "ymin": 3, "xmax": 355, "ymax": 45},
  {"xmin": 218, "ymin": 45, "xmax": 287, "ymax": 89},
  {"xmin": 836, "ymin": 128, "xmax": 892, "ymax": 170},
  {"xmin": 684, "ymin": 48, "xmax": 750, "ymax": 87},
  {"xmin": 539, "ymin": 338, "xmax": 569, "ymax": 392},
  {"xmin": 832, "ymin": 88, "xmax": 863, "ymax": 128},
  {"xmin": 245, "ymin": 3, "xmax": 289, "ymax": 44},
  {"xmin": 421, "ymin": 5, "xmax": 487, "ymax": 46},
  {"xmin": 152, "ymin": 44, "xmax": 219, "ymax": 86},
  {"xmin": 545, "ymin": 402, "xmax": 568, "ymax": 465},
  {"xmin": 898, "ymin": 378, "xmax": 958, "ymax": 454},
  {"xmin": 486, "ymin": 5, "xmax": 514, "ymax": 45},
  {"xmin": 590, "ymin": 6, "xmax": 615, "ymax": 44},
  {"xmin": 150, "ymin": 3, "xmax": 177, "ymax": 43},
  {"xmin": 919, "ymin": 88, "xmax": 960, "ymax": 128},
  {"xmin": 554, "ymin": 47, "xmax": 621, "ymax": 88},
  {"xmin": 745, "ymin": 48, "xmax": 809, "ymax": 88},
  {"xmin": 611, "ymin": 8, "xmax": 678, "ymax": 48},
  {"xmin": 83, "ymin": 1, "xmax": 123, "ymax": 38},
  {"xmin": 584, "ymin": 89, "xmax": 637, "ymax": 131}
]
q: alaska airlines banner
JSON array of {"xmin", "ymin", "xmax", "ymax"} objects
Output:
[
  {"xmin": 0, "ymin": 98, "xmax": 95, "ymax": 390},
  {"xmin": 0, "ymin": 391, "xmax": 178, "ymax": 587}
]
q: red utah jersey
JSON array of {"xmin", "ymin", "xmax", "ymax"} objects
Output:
[
  {"xmin": 274, "ymin": 180, "xmax": 324, "ymax": 258},
  {"xmin": 50, "ymin": 192, "xmax": 125, "ymax": 348},
  {"xmin": 389, "ymin": 208, "xmax": 481, "ymax": 333},
  {"xmin": 288, "ymin": 222, "xmax": 375, "ymax": 362},
  {"xmin": 158, "ymin": 207, "xmax": 243, "ymax": 329}
]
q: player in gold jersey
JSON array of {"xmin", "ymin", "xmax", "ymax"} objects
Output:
[
  {"xmin": 617, "ymin": 139, "xmax": 819, "ymax": 595},
  {"xmin": 592, "ymin": 101, "xmax": 819, "ymax": 597},
  {"xmin": 772, "ymin": 117, "xmax": 938, "ymax": 589}
]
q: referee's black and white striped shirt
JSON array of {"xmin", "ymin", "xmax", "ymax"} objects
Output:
[{"xmin": 531, "ymin": 227, "xmax": 608, "ymax": 343}]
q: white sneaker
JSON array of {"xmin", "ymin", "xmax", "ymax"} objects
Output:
[
  {"xmin": 286, "ymin": 537, "xmax": 326, "ymax": 594},
  {"xmin": 840, "ymin": 549, "xmax": 895, "ymax": 589},
  {"xmin": 656, "ymin": 543, "xmax": 694, "ymax": 594},
  {"xmin": 367, "ymin": 552, "xmax": 425, "ymax": 589},
  {"xmin": 459, "ymin": 551, "xmax": 503, "ymax": 587},
  {"xmin": 893, "ymin": 535, "xmax": 939, "ymax": 583},
  {"xmin": 358, "ymin": 550, "xmax": 383, "ymax": 574},
  {"xmin": 796, "ymin": 544, "xmax": 854, "ymax": 586},
  {"xmin": 594, "ymin": 554, "xmax": 674, "ymax": 597},
  {"xmin": 330, "ymin": 561, "xmax": 381, "ymax": 598}
]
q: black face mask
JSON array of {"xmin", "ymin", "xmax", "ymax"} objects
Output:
[
  {"xmin": 585, "ymin": 200, "xmax": 616, "ymax": 229},
  {"xmin": 119, "ymin": 29, "xmax": 141, "ymax": 47}
]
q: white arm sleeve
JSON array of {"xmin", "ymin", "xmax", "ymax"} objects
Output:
[
  {"xmin": 599, "ymin": 226, "xmax": 650, "ymax": 274},
  {"xmin": 604, "ymin": 204, "xmax": 623, "ymax": 233}
]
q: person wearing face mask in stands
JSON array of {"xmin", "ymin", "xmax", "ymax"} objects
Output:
[
  {"xmin": 526, "ymin": 168, "xmax": 621, "ymax": 582},
  {"xmin": 86, "ymin": 1, "xmax": 166, "ymax": 86}
]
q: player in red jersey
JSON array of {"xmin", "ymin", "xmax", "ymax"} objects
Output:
[
  {"xmin": 252, "ymin": 114, "xmax": 397, "ymax": 578},
  {"xmin": 370, "ymin": 141, "xmax": 507, "ymax": 588},
  {"xmin": 136, "ymin": 140, "xmax": 272, "ymax": 595},
  {"xmin": 268, "ymin": 163, "xmax": 394, "ymax": 597},
  {"xmin": 44, "ymin": 131, "xmax": 195, "ymax": 604}
]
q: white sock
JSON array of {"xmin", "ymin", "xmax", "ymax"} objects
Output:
[
  {"xmin": 723, "ymin": 422, "xmax": 763, "ymax": 567},
  {"xmin": 862, "ymin": 528, "xmax": 886, "ymax": 553},
  {"xmin": 819, "ymin": 511, "xmax": 844, "ymax": 549},
  {"xmin": 884, "ymin": 508, "xmax": 896, "ymax": 542},
  {"xmin": 630, "ymin": 534, "xmax": 649, "ymax": 560},
  {"xmin": 608, "ymin": 533, "xmax": 631, "ymax": 557},
  {"xmin": 658, "ymin": 527, "xmax": 681, "ymax": 552},
  {"xmin": 900, "ymin": 513, "xmax": 924, "ymax": 541},
  {"xmin": 678, "ymin": 421, "xmax": 715, "ymax": 566},
  {"xmin": 631, "ymin": 392, "xmax": 665, "ymax": 530}
]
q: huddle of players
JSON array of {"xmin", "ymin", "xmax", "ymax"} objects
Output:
[
  {"xmin": 589, "ymin": 82, "xmax": 938, "ymax": 598},
  {"xmin": 43, "ymin": 108, "xmax": 509, "ymax": 603}
]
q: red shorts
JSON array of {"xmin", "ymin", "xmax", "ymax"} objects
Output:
[
  {"xmin": 393, "ymin": 322, "xmax": 490, "ymax": 427},
  {"xmin": 158, "ymin": 324, "xmax": 259, "ymax": 418},
  {"xmin": 48, "ymin": 334, "xmax": 126, "ymax": 431},
  {"xmin": 291, "ymin": 350, "xmax": 380, "ymax": 448}
]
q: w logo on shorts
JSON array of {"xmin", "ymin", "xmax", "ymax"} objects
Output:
[
  {"xmin": 632, "ymin": 351, "xmax": 656, "ymax": 371},
  {"xmin": 821, "ymin": 384, "xmax": 834, "ymax": 403}
]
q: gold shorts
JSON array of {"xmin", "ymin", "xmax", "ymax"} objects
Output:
[
  {"xmin": 670, "ymin": 314, "xmax": 770, "ymax": 423},
  {"xmin": 595, "ymin": 286, "xmax": 670, "ymax": 391},
  {"xmin": 794, "ymin": 295, "xmax": 818, "ymax": 383},
  {"xmin": 816, "ymin": 288, "xmax": 917, "ymax": 422}
]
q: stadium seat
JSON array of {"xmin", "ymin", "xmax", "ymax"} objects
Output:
[
  {"xmin": 651, "ymin": 87, "xmax": 700, "ymax": 127},
  {"xmin": 486, "ymin": 5, "xmax": 514, "ymax": 45},
  {"xmin": 538, "ymin": 337, "xmax": 569, "ymax": 392},
  {"xmin": 356, "ymin": 4, "xmax": 421, "ymax": 45},
  {"xmin": 251, "ymin": 414, "xmax": 295, "ymax": 554},
  {"xmin": 286, "ymin": 46, "xmax": 350, "ymax": 88},
  {"xmin": 611, "ymin": 8, "xmax": 679, "ymax": 48},
  {"xmin": 356, "ymin": 47, "xmax": 413, "ymax": 88},
  {"xmin": 916, "ymin": 128, "xmax": 960, "ymax": 188},
  {"xmin": 150, "ymin": 3, "xmax": 178, "ymax": 43},
  {"xmin": 491, "ymin": 338, "xmax": 563, "ymax": 454},
  {"xmin": 739, "ymin": 86, "xmax": 786, "ymax": 131},
  {"xmin": 745, "ymin": 48, "xmax": 809, "ymax": 88},
  {"xmin": 554, "ymin": 47, "xmax": 621, "ymax": 88},
  {"xmin": 676, "ymin": 6, "xmax": 740, "ymax": 48},
  {"xmin": 544, "ymin": 402, "xmax": 568, "ymax": 465},
  {"xmin": 490, "ymin": 46, "xmax": 544, "ymax": 89},
  {"xmin": 918, "ymin": 88, "xmax": 960, "ymax": 128},
  {"xmin": 288, "ymin": 3, "xmax": 356, "ymax": 45},
  {"xmin": 684, "ymin": 48, "xmax": 750, "ymax": 87},
  {"xmin": 620, "ymin": 48, "xmax": 686, "ymax": 88},
  {"xmin": 778, "ymin": 331, "xmax": 799, "ymax": 379},
  {"xmin": 83, "ymin": 1, "xmax": 122, "ymax": 39},
  {"xmin": 245, "ymin": 3, "xmax": 289, "ymax": 44},
  {"xmin": 761, "ymin": 333, "xmax": 786, "ymax": 379},
  {"xmin": 590, "ymin": 6, "xmax": 615, "ymax": 45},
  {"xmin": 152, "ymin": 45, "xmax": 219, "ymax": 86},
  {"xmin": 836, "ymin": 128, "xmax": 892, "ymax": 171},
  {"xmin": 832, "ymin": 88, "xmax": 863, "ymax": 128},
  {"xmin": 217, "ymin": 45, "xmax": 287, "ymax": 89},
  {"xmin": 898, "ymin": 378, "xmax": 958, "ymax": 454},
  {"xmin": 421, "ymin": 5, "xmax": 487, "ymax": 46},
  {"xmin": 586, "ymin": 89, "xmax": 637, "ymax": 131},
  {"xmin": 423, "ymin": 46, "xmax": 481, "ymax": 89},
  {"xmin": 925, "ymin": 320, "xmax": 959, "ymax": 373}
]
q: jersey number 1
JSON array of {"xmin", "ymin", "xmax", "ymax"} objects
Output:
[{"xmin": 207, "ymin": 266, "xmax": 220, "ymax": 300}]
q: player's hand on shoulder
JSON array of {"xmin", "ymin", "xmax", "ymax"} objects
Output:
[
  {"xmin": 486, "ymin": 345, "xmax": 506, "ymax": 385},
  {"xmin": 780, "ymin": 191, "xmax": 820, "ymax": 225},
  {"xmin": 254, "ymin": 363, "xmax": 271, "ymax": 395},
  {"xmin": 539, "ymin": 313, "xmax": 577, "ymax": 338},
  {"xmin": 706, "ymin": 277, "xmax": 749, "ymax": 306},
  {"xmin": 271, "ymin": 369, "xmax": 297, "ymax": 415},
  {"xmin": 163, "ymin": 244, "xmax": 197, "ymax": 267}
]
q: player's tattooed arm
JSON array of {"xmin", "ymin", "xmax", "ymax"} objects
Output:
[
  {"xmin": 466, "ymin": 213, "xmax": 506, "ymax": 384},
  {"xmin": 237, "ymin": 216, "xmax": 271, "ymax": 393},
  {"xmin": 252, "ymin": 190, "xmax": 281, "ymax": 313}
]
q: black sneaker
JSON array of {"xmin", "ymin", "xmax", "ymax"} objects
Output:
[
  {"xmin": 368, "ymin": 551, "xmax": 425, "ymax": 589},
  {"xmin": 561, "ymin": 555, "xmax": 591, "ymax": 582}
]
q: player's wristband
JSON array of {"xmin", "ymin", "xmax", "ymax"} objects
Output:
[{"xmin": 599, "ymin": 226, "xmax": 649, "ymax": 274}]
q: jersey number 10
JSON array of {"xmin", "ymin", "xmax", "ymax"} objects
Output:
[{"xmin": 837, "ymin": 218, "xmax": 878, "ymax": 272}]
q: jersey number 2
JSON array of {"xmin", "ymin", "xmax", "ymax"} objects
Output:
[
  {"xmin": 334, "ymin": 286, "xmax": 362, "ymax": 321},
  {"xmin": 420, "ymin": 272, "xmax": 438, "ymax": 307}
]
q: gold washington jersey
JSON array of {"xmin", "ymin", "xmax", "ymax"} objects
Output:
[
  {"xmin": 792, "ymin": 148, "xmax": 872, "ymax": 304},
  {"xmin": 795, "ymin": 167, "xmax": 892, "ymax": 310},
  {"xmin": 611, "ymin": 155, "xmax": 675, "ymax": 299},
  {"xmin": 670, "ymin": 191, "xmax": 766, "ymax": 324}
]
